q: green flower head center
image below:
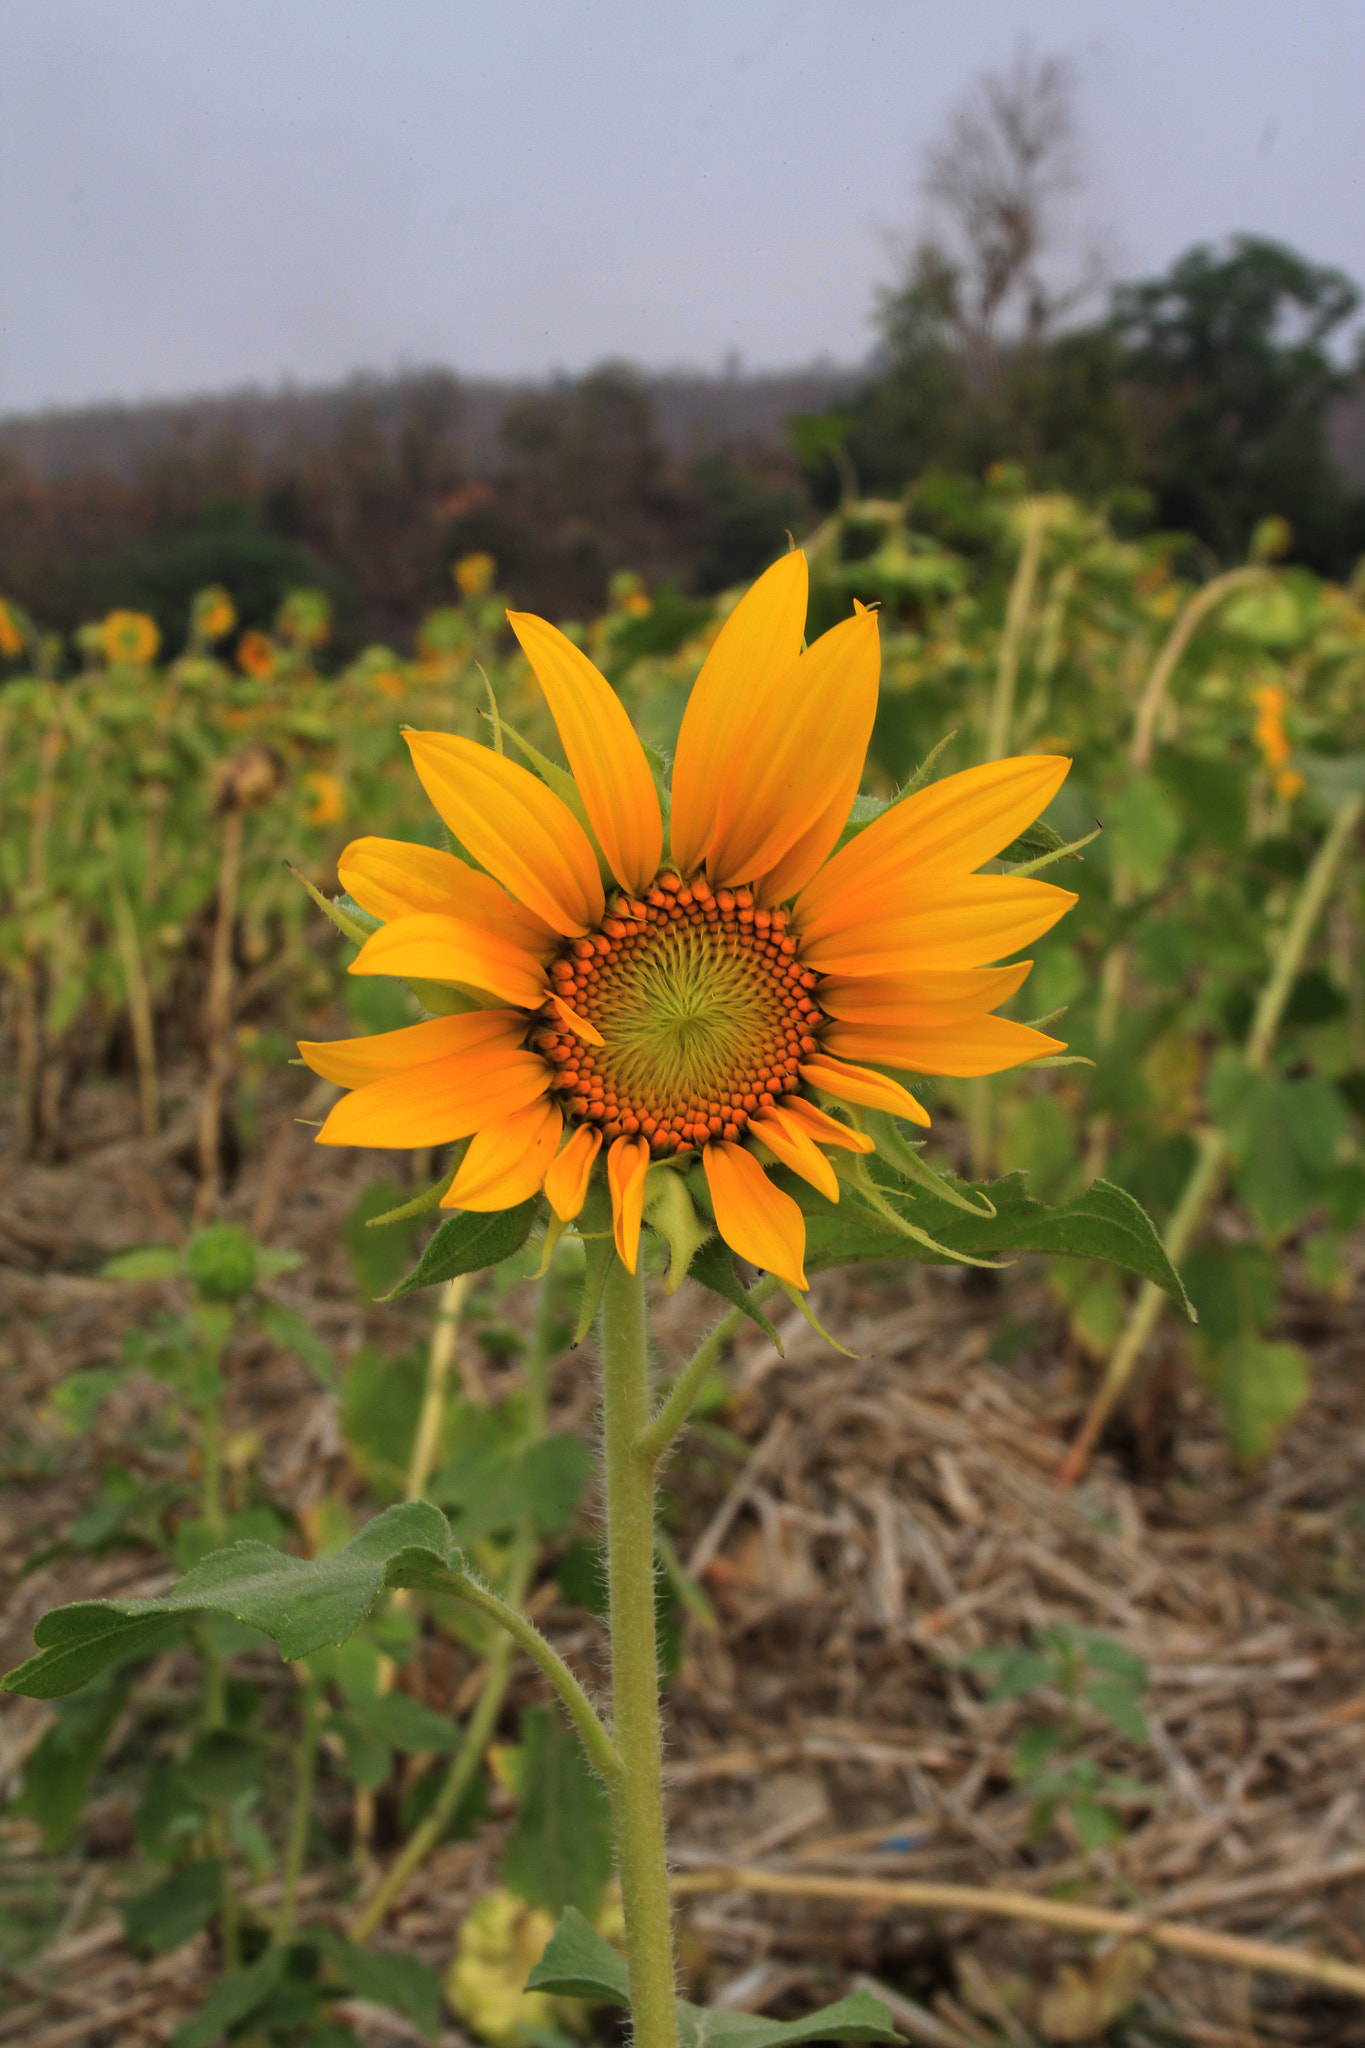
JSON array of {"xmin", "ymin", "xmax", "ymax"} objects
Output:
[{"xmin": 539, "ymin": 872, "xmax": 826, "ymax": 1155}]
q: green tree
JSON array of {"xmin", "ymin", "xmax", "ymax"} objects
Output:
[{"xmin": 1112, "ymin": 235, "xmax": 1362, "ymax": 567}]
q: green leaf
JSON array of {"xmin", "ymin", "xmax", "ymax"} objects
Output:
[
  {"xmin": 344, "ymin": 1178, "xmax": 418, "ymax": 1301},
  {"xmin": 330, "ymin": 1709, "xmax": 393, "ymax": 1789},
  {"xmin": 643, "ymin": 1166, "xmax": 713, "ymax": 1293},
  {"xmin": 176, "ymin": 1729, "xmax": 269, "ymax": 1805},
  {"xmin": 572, "ymin": 1229, "xmax": 616, "ymax": 1346},
  {"xmin": 859, "ymin": 1111, "xmax": 994, "ymax": 1217},
  {"xmin": 1217, "ymin": 1335, "xmax": 1310, "ymax": 1464},
  {"xmin": 363, "ymin": 1690, "xmax": 465, "ymax": 1755},
  {"xmin": 688, "ymin": 1238, "xmax": 783, "ymax": 1350},
  {"xmin": 1233, "ymin": 1075, "xmax": 1347, "ymax": 1239},
  {"xmin": 287, "ymin": 862, "xmax": 375, "ymax": 945},
  {"xmin": 502, "ymin": 1708, "xmax": 615, "ymax": 1920},
  {"xmin": 382, "ymin": 1199, "xmax": 540, "ymax": 1301},
  {"xmin": 11, "ymin": 1663, "xmax": 135, "ymax": 1847},
  {"xmin": 172, "ymin": 1946, "xmax": 286, "ymax": 2048},
  {"xmin": 525, "ymin": 1905, "xmax": 630, "ymax": 2002},
  {"xmin": 100, "ymin": 1246, "xmax": 181, "ymax": 1281},
  {"xmin": 521, "ymin": 1434, "xmax": 594, "ymax": 1538},
  {"xmin": 258, "ymin": 1302, "xmax": 335, "ymax": 1387},
  {"xmin": 313, "ymin": 1929, "xmax": 442, "ymax": 2039},
  {"xmin": 803, "ymin": 1172, "xmax": 1195, "ymax": 1318},
  {"xmin": 676, "ymin": 1991, "xmax": 903, "ymax": 2048},
  {"xmin": 1106, "ymin": 773, "xmax": 1183, "ymax": 888},
  {"xmin": 1084, "ymin": 1678, "xmax": 1148, "ymax": 1744},
  {"xmin": 122, "ymin": 1859, "xmax": 223, "ymax": 1953},
  {"xmin": 3, "ymin": 1501, "xmax": 461, "ymax": 1697},
  {"xmin": 527, "ymin": 1912, "xmax": 900, "ymax": 2044}
]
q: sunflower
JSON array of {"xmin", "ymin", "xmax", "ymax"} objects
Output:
[
  {"xmin": 102, "ymin": 609, "xmax": 161, "ymax": 665},
  {"xmin": 299, "ymin": 553, "xmax": 1074, "ymax": 1290}
]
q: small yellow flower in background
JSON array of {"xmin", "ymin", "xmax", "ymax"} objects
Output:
[
  {"xmin": 277, "ymin": 589, "xmax": 331, "ymax": 651},
  {"xmin": 0, "ymin": 600, "xmax": 24, "ymax": 659},
  {"xmin": 102, "ymin": 610, "xmax": 161, "ymax": 665},
  {"xmin": 299, "ymin": 551, "xmax": 1074, "ymax": 1293},
  {"xmin": 192, "ymin": 585, "xmax": 237, "ymax": 643},
  {"xmin": 455, "ymin": 552, "xmax": 496, "ymax": 599},
  {"xmin": 371, "ymin": 666, "xmax": 405, "ymax": 699},
  {"xmin": 302, "ymin": 771, "xmax": 346, "ymax": 826},
  {"xmin": 1253, "ymin": 682, "xmax": 1304, "ymax": 798},
  {"xmin": 237, "ymin": 631, "xmax": 278, "ymax": 679}
]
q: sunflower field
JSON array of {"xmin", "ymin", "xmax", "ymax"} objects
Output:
[{"xmin": 4, "ymin": 490, "xmax": 1365, "ymax": 2047}]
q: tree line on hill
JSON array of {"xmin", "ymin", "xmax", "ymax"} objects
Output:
[{"xmin": 1, "ymin": 48, "xmax": 1361, "ymax": 660}]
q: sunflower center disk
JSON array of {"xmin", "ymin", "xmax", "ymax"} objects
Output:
[{"xmin": 539, "ymin": 875, "xmax": 825, "ymax": 1154}]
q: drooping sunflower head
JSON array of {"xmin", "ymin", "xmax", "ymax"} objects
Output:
[{"xmin": 299, "ymin": 552, "xmax": 1075, "ymax": 1292}]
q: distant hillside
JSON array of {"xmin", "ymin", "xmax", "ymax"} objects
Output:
[
  {"xmin": 0, "ymin": 362, "xmax": 862, "ymax": 651},
  {"xmin": 0, "ymin": 363, "xmax": 862, "ymax": 483}
]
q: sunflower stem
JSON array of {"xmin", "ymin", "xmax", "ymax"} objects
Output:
[{"xmin": 600, "ymin": 1254, "xmax": 678, "ymax": 2048}]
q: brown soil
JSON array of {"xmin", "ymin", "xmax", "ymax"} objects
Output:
[{"xmin": 3, "ymin": 1053, "xmax": 1364, "ymax": 2047}]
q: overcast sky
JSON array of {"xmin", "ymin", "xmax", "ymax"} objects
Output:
[{"xmin": 4, "ymin": 0, "xmax": 1363, "ymax": 417}]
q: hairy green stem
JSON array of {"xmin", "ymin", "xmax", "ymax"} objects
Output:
[
  {"xmin": 448, "ymin": 1569, "xmax": 620, "ymax": 1788},
  {"xmin": 278, "ymin": 1675, "xmax": 320, "ymax": 1942},
  {"xmin": 600, "ymin": 1256, "xmax": 678, "ymax": 2048},
  {"xmin": 636, "ymin": 1275, "xmax": 781, "ymax": 1469}
]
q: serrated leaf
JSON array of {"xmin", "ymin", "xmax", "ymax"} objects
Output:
[
  {"xmin": 381, "ymin": 1199, "xmax": 540, "ymax": 1301},
  {"xmin": 503, "ymin": 1709, "xmax": 615, "ymax": 1919},
  {"xmin": 802, "ymin": 1173, "xmax": 1194, "ymax": 1318},
  {"xmin": 3, "ymin": 1501, "xmax": 461, "ymax": 1697},
  {"xmin": 122, "ymin": 1858, "xmax": 223, "ymax": 1953},
  {"xmin": 688, "ymin": 1238, "xmax": 783, "ymax": 1350}
]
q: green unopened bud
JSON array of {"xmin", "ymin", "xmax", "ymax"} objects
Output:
[{"xmin": 186, "ymin": 1224, "xmax": 258, "ymax": 1303}]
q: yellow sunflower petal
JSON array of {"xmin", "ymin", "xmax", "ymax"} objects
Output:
[
  {"xmin": 508, "ymin": 612, "xmax": 663, "ymax": 893},
  {"xmin": 826, "ymin": 1014, "xmax": 1066, "ymax": 1077},
  {"xmin": 702, "ymin": 1140, "xmax": 808, "ymax": 1291},
  {"xmin": 317, "ymin": 1048, "xmax": 552, "ymax": 1149},
  {"xmin": 799, "ymin": 1055, "xmax": 932, "ymax": 1127},
  {"xmin": 798, "ymin": 877, "xmax": 1076, "ymax": 975},
  {"xmin": 298, "ymin": 1008, "xmax": 524, "ymax": 1089},
  {"xmin": 551, "ymin": 993, "xmax": 605, "ymax": 1046},
  {"xmin": 338, "ymin": 836, "xmax": 555, "ymax": 952},
  {"xmin": 796, "ymin": 755, "xmax": 1071, "ymax": 942},
  {"xmin": 543, "ymin": 1123, "xmax": 602, "ymax": 1222},
  {"xmin": 748, "ymin": 1106, "xmax": 839, "ymax": 1202},
  {"xmin": 443, "ymin": 1097, "xmax": 562, "ymax": 1209},
  {"xmin": 349, "ymin": 912, "xmax": 548, "ymax": 1009},
  {"xmin": 816, "ymin": 962, "xmax": 1033, "ymax": 1025},
  {"xmin": 776, "ymin": 1095, "xmax": 875, "ymax": 1153},
  {"xmin": 669, "ymin": 550, "xmax": 809, "ymax": 875},
  {"xmin": 608, "ymin": 1134, "xmax": 651, "ymax": 1273},
  {"xmin": 708, "ymin": 606, "xmax": 880, "ymax": 890},
  {"xmin": 405, "ymin": 731, "xmax": 604, "ymax": 936}
]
